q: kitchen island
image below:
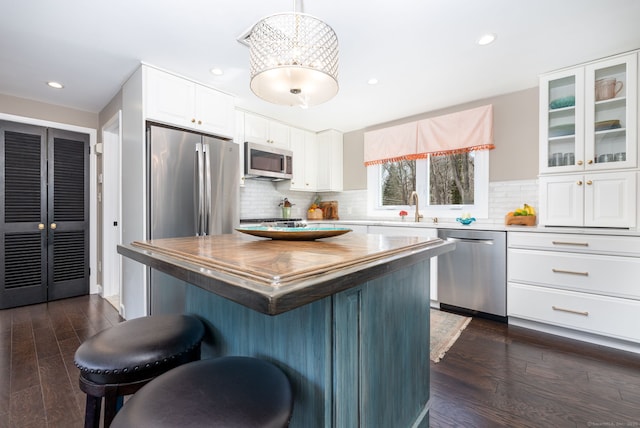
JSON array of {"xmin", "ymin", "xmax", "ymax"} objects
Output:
[{"xmin": 118, "ymin": 232, "xmax": 453, "ymax": 427}]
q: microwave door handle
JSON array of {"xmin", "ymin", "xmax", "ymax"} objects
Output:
[
  {"xmin": 203, "ymin": 144, "xmax": 212, "ymax": 235},
  {"xmin": 195, "ymin": 143, "xmax": 204, "ymax": 236}
]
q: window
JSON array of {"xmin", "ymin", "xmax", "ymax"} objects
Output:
[{"xmin": 367, "ymin": 150, "xmax": 489, "ymax": 219}]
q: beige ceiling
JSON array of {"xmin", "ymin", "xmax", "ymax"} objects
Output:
[{"xmin": 1, "ymin": 0, "xmax": 639, "ymax": 133}]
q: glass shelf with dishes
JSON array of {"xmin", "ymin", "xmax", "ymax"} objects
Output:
[{"xmin": 542, "ymin": 72, "xmax": 581, "ymax": 171}]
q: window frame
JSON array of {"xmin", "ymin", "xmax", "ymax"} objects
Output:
[{"xmin": 367, "ymin": 150, "xmax": 489, "ymax": 219}]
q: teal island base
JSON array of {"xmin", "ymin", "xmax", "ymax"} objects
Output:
[{"xmin": 181, "ymin": 259, "xmax": 431, "ymax": 428}]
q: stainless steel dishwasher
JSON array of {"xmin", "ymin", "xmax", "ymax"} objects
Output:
[{"xmin": 437, "ymin": 228, "xmax": 506, "ymax": 319}]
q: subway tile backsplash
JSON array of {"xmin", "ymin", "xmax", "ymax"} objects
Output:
[{"xmin": 240, "ymin": 179, "xmax": 538, "ymax": 224}]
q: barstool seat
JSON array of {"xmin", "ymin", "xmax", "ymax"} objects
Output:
[
  {"xmin": 74, "ymin": 314, "xmax": 205, "ymax": 428},
  {"xmin": 111, "ymin": 356, "xmax": 293, "ymax": 428}
]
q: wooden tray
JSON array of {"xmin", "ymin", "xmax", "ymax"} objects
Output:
[{"xmin": 505, "ymin": 215, "xmax": 536, "ymax": 226}]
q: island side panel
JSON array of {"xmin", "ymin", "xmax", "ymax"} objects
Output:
[
  {"xmin": 185, "ymin": 284, "xmax": 333, "ymax": 427},
  {"xmin": 334, "ymin": 259, "xmax": 431, "ymax": 427}
]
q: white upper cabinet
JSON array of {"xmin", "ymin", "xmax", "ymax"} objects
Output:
[
  {"xmin": 243, "ymin": 112, "xmax": 290, "ymax": 149},
  {"xmin": 540, "ymin": 52, "xmax": 637, "ymax": 173},
  {"xmin": 316, "ymin": 129, "xmax": 343, "ymax": 192},
  {"xmin": 289, "ymin": 127, "xmax": 317, "ymax": 191},
  {"xmin": 145, "ymin": 66, "xmax": 234, "ymax": 138}
]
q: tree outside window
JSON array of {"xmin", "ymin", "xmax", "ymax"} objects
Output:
[
  {"xmin": 379, "ymin": 152, "xmax": 475, "ymax": 207},
  {"xmin": 381, "ymin": 160, "xmax": 415, "ymax": 205}
]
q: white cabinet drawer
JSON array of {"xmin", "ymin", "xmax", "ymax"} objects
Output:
[
  {"xmin": 508, "ymin": 248, "xmax": 640, "ymax": 299},
  {"xmin": 508, "ymin": 232, "xmax": 640, "ymax": 257},
  {"xmin": 508, "ymin": 283, "xmax": 640, "ymax": 343}
]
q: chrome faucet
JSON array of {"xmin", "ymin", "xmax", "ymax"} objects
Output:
[{"xmin": 409, "ymin": 191, "xmax": 424, "ymax": 222}]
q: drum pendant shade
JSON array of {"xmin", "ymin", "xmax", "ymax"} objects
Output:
[{"xmin": 249, "ymin": 12, "xmax": 339, "ymax": 107}]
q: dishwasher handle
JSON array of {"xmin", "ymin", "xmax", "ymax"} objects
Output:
[{"xmin": 446, "ymin": 237, "xmax": 495, "ymax": 245}]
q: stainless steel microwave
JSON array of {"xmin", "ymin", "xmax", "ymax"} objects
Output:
[{"xmin": 244, "ymin": 142, "xmax": 293, "ymax": 180}]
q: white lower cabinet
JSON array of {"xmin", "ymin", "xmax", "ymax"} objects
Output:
[
  {"xmin": 509, "ymin": 283, "xmax": 640, "ymax": 343},
  {"xmin": 508, "ymin": 231, "xmax": 640, "ymax": 349},
  {"xmin": 539, "ymin": 171, "xmax": 636, "ymax": 227}
]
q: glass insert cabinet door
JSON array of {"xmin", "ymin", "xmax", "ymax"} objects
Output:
[
  {"xmin": 540, "ymin": 68, "xmax": 585, "ymax": 173},
  {"xmin": 585, "ymin": 53, "xmax": 637, "ymax": 171},
  {"xmin": 540, "ymin": 51, "xmax": 638, "ymax": 173}
]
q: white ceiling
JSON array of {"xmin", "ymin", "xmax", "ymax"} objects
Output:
[{"xmin": 2, "ymin": 0, "xmax": 639, "ymax": 133}]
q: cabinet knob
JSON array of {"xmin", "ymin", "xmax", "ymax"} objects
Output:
[
  {"xmin": 191, "ymin": 118, "xmax": 196, "ymax": 123},
  {"xmin": 587, "ymin": 160, "xmax": 592, "ymax": 165},
  {"xmin": 38, "ymin": 223, "xmax": 45, "ymax": 230},
  {"xmin": 577, "ymin": 180, "xmax": 583, "ymax": 186},
  {"xmin": 578, "ymin": 160, "xmax": 584, "ymax": 165},
  {"xmin": 197, "ymin": 120, "xmax": 202, "ymax": 125},
  {"xmin": 586, "ymin": 180, "xmax": 593, "ymax": 185},
  {"xmin": 50, "ymin": 223, "xmax": 57, "ymax": 230}
]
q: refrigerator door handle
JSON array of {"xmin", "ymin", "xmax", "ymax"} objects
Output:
[
  {"xmin": 195, "ymin": 143, "xmax": 205, "ymax": 236},
  {"xmin": 203, "ymin": 144, "xmax": 212, "ymax": 235}
]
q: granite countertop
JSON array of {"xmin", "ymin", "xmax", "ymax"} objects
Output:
[{"xmin": 118, "ymin": 233, "xmax": 453, "ymax": 315}]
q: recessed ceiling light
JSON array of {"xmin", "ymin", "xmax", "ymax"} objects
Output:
[
  {"xmin": 210, "ymin": 68, "xmax": 224, "ymax": 76},
  {"xmin": 368, "ymin": 78, "xmax": 379, "ymax": 85},
  {"xmin": 47, "ymin": 81, "xmax": 64, "ymax": 89},
  {"xmin": 477, "ymin": 33, "xmax": 496, "ymax": 46}
]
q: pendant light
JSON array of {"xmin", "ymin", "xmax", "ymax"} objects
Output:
[{"xmin": 249, "ymin": 1, "xmax": 339, "ymax": 107}]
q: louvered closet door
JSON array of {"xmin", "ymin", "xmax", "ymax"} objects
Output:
[
  {"xmin": 0, "ymin": 122, "xmax": 48, "ymax": 309},
  {"xmin": 47, "ymin": 128, "xmax": 89, "ymax": 301}
]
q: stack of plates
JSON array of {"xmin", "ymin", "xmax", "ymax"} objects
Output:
[
  {"xmin": 548, "ymin": 124, "xmax": 575, "ymax": 137},
  {"xmin": 595, "ymin": 120, "xmax": 621, "ymax": 131},
  {"xmin": 549, "ymin": 96, "xmax": 576, "ymax": 109}
]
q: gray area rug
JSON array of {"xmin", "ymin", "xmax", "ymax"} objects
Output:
[{"xmin": 430, "ymin": 309, "xmax": 471, "ymax": 363}]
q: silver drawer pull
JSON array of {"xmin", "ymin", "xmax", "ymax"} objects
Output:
[
  {"xmin": 552, "ymin": 268, "xmax": 589, "ymax": 276},
  {"xmin": 552, "ymin": 241, "xmax": 589, "ymax": 247},
  {"xmin": 552, "ymin": 306, "xmax": 589, "ymax": 316}
]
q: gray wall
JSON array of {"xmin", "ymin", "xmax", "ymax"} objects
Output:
[
  {"xmin": 0, "ymin": 93, "xmax": 98, "ymax": 128},
  {"xmin": 342, "ymin": 87, "xmax": 539, "ymax": 190}
]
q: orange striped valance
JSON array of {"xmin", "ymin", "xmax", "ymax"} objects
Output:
[{"xmin": 364, "ymin": 104, "xmax": 494, "ymax": 166}]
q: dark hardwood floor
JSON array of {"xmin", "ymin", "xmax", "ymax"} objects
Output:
[
  {"xmin": 1, "ymin": 296, "xmax": 639, "ymax": 427},
  {"xmin": 430, "ymin": 317, "xmax": 640, "ymax": 427},
  {"xmin": 0, "ymin": 295, "xmax": 121, "ymax": 428}
]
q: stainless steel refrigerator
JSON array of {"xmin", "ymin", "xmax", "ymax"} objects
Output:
[{"xmin": 146, "ymin": 123, "xmax": 239, "ymax": 314}]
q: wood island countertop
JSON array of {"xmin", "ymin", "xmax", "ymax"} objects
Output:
[{"xmin": 117, "ymin": 232, "xmax": 453, "ymax": 315}]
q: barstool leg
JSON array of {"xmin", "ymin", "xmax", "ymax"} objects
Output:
[
  {"xmin": 103, "ymin": 387, "xmax": 122, "ymax": 427},
  {"xmin": 84, "ymin": 394, "xmax": 101, "ymax": 428}
]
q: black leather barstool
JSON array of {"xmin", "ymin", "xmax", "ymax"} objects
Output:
[
  {"xmin": 110, "ymin": 356, "xmax": 294, "ymax": 428},
  {"xmin": 74, "ymin": 314, "xmax": 205, "ymax": 428}
]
